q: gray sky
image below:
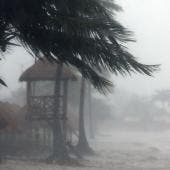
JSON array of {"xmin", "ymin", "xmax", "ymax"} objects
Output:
[
  {"xmin": 0, "ymin": 48, "xmax": 33, "ymax": 98},
  {"xmin": 1, "ymin": 0, "xmax": 170, "ymax": 98},
  {"xmin": 113, "ymin": 0, "xmax": 170, "ymax": 96}
]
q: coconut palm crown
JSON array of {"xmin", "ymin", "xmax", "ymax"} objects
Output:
[{"xmin": 0, "ymin": 0, "xmax": 158, "ymax": 91}]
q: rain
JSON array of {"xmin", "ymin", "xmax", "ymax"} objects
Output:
[{"xmin": 1, "ymin": 0, "xmax": 170, "ymax": 170}]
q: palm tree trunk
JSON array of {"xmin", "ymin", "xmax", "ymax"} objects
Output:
[
  {"xmin": 88, "ymin": 83, "xmax": 95, "ymax": 139},
  {"xmin": 50, "ymin": 63, "xmax": 69, "ymax": 161},
  {"xmin": 77, "ymin": 77, "xmax": 93, "ymax": 154},
  {"xmin": 52, "ymin": 119, "xmax": 68, "ymax": 160}
]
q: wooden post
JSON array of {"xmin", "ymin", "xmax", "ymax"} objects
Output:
[
  {"xmin": 26, "ymin": 81, "xmax": 31, "ymax": 120},
  {"xmin": 63, "ymin": 80, "xmax": 68, "ymax": 142}
]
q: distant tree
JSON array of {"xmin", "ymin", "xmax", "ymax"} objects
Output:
[
  {"xmin": 112, "ymin": 93, "xmax": 170, "ymax": 130},
  {"xmin": 4, "ymin": 86, "xmax": 26, "ymax": 106},
  {"xmin": 123, "ymin": 95, "xmax": 154, "ymax": 123},
  {"xmin": 91, "ymin": 96, "xmax": 113, "ymax": 131},
  {"xmin": 152, "ymin": 90, "xmax": 170, "ymax": 108}
]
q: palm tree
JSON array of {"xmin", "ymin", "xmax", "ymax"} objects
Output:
[
  {"xmin": 76, "ymin": 77, "xmax": 94, "ymax": 154},
  {"xmin": 0, "ymin": 0, "xmax": 158, "ymax": 162},
  {"xmin": 87, "ymin": 83, "xmax": 95, "ymax": 139},
  {"xmin": 0, "ymin": 0, "xmax": 158, "ymax": 90}
]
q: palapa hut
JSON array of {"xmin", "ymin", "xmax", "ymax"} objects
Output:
[
  {"xmin": 0, "ymin": 61, "xmax": 78, "ymax": 157},
  {"xmin": 19, "ymin": 59, "xmax": 77, "ymax": 120},
  {"xmin": 18, "ymin": 59, "xmax": 79, "ymax": 154}
]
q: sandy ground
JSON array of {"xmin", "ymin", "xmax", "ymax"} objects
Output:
[{"xmin": 1, "ymin": 130, "xmax": 170, "ymax": 170}]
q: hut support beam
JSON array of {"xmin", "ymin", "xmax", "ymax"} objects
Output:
[{"xmin": 63, "ymin": 80, "xmax": 68, "ymax": 142}]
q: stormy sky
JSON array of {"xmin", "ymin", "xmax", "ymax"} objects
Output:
[
  {"xmin": 113, "ymin": 0, "xmax": 170, "ymax": 96},
  {"xmin": 1, "ymin": 0, "xmax": 170, "ymax": 98}
]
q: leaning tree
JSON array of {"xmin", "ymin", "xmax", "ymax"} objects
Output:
[
  {"xmin": 0, "ymin": 0, "xmax": 158, "ymax": 89},
  {"xmin": 0, "ymin": 0, "xmax": 158, "ymax": 161}
]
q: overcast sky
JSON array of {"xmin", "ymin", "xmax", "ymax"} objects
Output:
[
  {"xmin": 1, "ymin": 0, "xmax": 170, "ymax": 98},
  {"xmin": 113, "ymin": 0, "xmax": 170, "ymax": 96}
]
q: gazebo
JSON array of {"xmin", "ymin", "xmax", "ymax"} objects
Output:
[{"xmin": 19, "ymin": 59, "xmax": 77, "ymax": 121}]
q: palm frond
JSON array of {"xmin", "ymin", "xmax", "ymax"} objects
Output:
[
  {"xmin": 0, "ymin": 78, "xmax": 7, "ymax": 87},
  {"xmin": 0, "ymin": 0, "xmax": 159, "ymax": 92}
]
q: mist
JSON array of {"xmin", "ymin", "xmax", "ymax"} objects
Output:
[
  {"xmin": 113, "ymin": 0, "xmax": 170, "ymax": 96},
  {"xmin": 1, "ymin": 0, "xmax": 170, "ymax": 170}
]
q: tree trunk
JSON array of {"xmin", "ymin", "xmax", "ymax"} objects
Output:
[
  {"xmin": 88, "ymin": 83, "xmax": 95, "ymax": 139},
  {"xmin": 76, "ymin": 77, "xmax": 93, "ymax": 155},
  {"xmin": 52, "ymin": 119, "xmax": 68, "ymax": 160},
  {"xmin": 49, "ymin": 63, "xmax": 69, "ymax": 162}
]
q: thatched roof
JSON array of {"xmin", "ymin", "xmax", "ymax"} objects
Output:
[{"xmin": 19, "ymin": 59, "xmax": 77, "ymax": 81}]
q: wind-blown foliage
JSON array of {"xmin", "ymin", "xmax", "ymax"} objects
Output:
[
  {"xmin": 0, "ymin": 0, "xmax": 158, "ymax": 91},
  {"xmin": 0, "ymin": 78, "xmax": 7, "ymax": 87}
]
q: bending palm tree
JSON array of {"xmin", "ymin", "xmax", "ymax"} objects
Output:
[
  {"xmin": 0, "ymin": 0, "xmax": 158, "ymax": 89},
  {"xmin": 0, "ymin": 0, "xmax": 159, "ymax": 161}
]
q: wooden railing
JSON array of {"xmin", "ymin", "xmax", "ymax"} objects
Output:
[{"xmin": 28, "ymin": 96, "xmax": 64, "ymax": 120}]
